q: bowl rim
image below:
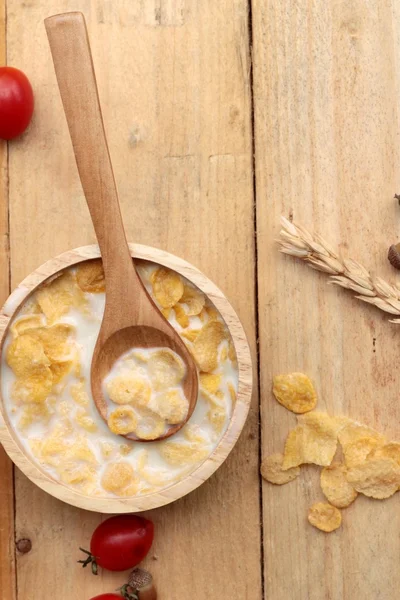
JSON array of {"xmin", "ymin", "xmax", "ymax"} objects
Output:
[{"xmin": 0, "ymin": 244, "xmax": 253, "ymax": 513}]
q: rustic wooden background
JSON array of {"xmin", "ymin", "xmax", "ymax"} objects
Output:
[{"xmin": 1, "ymin": 1, "xmax": 400, "ymax": 599}]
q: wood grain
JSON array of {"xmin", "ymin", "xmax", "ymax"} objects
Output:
[
  {"xmin": 253, "ymin": 1, "xmax": 400, "ymax": 599},
  {"xmin": 5, "ymin": 1, "xmax": 261, "ymax": 599},
  {"xmin": 0, "ymin": 0, "xmax": 16, "ymax": 598}
]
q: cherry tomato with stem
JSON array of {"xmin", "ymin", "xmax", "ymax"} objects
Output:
[{"xmin": 79, "ymin": 515, "xmax": 154, "ymax": 574}]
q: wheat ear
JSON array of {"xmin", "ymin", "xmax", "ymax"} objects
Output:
[{"xmin": 278, "ymin": 216, "xmax": 400, "ymax": 323}]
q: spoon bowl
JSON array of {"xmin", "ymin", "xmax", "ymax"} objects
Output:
[{"xmin": 45, "ymin": 11, "xmax": 198, "ymax": 440}]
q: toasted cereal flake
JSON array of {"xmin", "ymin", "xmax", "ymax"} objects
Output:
[
  {"xmin": 36, "ymin": 271, "xmax": 86, "ymax": 324},
  {"xmin": 106, "ymin": 374, "xmax": 151, "ymax": 408},
  {"xmin": 320, "ymin": 463, "xmax": 358, "ymax": 508},
  {"xmin": 338, "ymin": 422, "xmax": 386, "ymax": 448},
  {"xmin": 174, "ymin": 304, "xmax": 190, "ymax": 328},
  {"xmin": 161, "ymin": 442, "xmax": 209, "ymax": 466},
  {"xmin": 343, "ymin": 436, "xmax": 384, "ymax": 468},
  {"xmin": 24, "ymin": 324, "xmax": 74, "ymax": 362},
  {"xmin": 200, "ymin": 373, "xmax": 222, "ymax": 395},
  {"xmin": 181, "ymin": 329, "xmax": 201, "ymax": 343},
  {"xmin": 261, "ymin": 453, "xmax": 300, "ymax": 485},
  {"xmin": 133, "ymin": 411, "xmax": 166, "ymax": 440},
  {"xmin": 71, "ymin": 380, "xmax": 90, "ymax": 406},
  {"xmin": 192, "ymin": 321, "xmax": 225, "ymax": 373},
  {"xmin": 50, "ymin": 360, "xmax": 73, "ymax": 384},
  {"xmin": 100, "ymin": 441, "xmax": 117, "ymax": 458},
  {"xmin": 228, "ymin": 340, "xmax": 237, "ymax": 365},
  {"xmin": 180, "ymin": 284, "xmax": 205, "ymax": 316},
  {"xmin": 272, "ymin": 373, "xmax": 317, "ymax": 414},
  {"xmin": 369, "ymin": 442, "xmax": 400, "ymax": 465},
  {"xmin": 76, "ymin": 409, "xmax": 98, "ymax": 433},
  {"xmin": 184, "ymin": 424, "xmax": 208, "ymax": 445},
  {"xmin": 152, "ymin": 267, "xmax": 184, "ymax": 308},
  {"xmin": 60, "ymin": 463, "xmax": 96, "ymax": 486},
  {"xmin": 108, "ymin": 406, "xmax": 138, "ymax": 435},
  {"xmin": 152, "ymin": 389, "xmax": 188, "ymax": 425},
  {"xmin": 101, "ymin": 462, "xmax": 135, "ymax": 494},
  {"xmin": 228, "ymin": 382, "xmax": 237, "ymax": 405},
  {"xmin": 11, "ymin": 368, "xmax": 53, "ymax": 404},
  {"xmin": 17, "ymin": 404, "xmax": 50, "ymax": 430},
  {"xmin": 119, "ymin": 443, "xmax": 133, "ymax": 456},
  {"xmin": 148, "ymin": 349, "xmax": 185, "ymax": 389},
  {"xmin": 67, "ymin": 438, "xmax": 97, "ymax": 464},
  {"xmin": 76, "ymin": 260, "xmax": 105, "ymax": 293},
  {"xmin": 161, "ymin": 307, "xmax": 171, "ymax": 320},
  {"xmin": 346, "ymin": 457, "xmax": 400, "ymax": 499},
  {"xmin": 6, "ymin": 334, "xmax": 50, "ymax": 377},
  {"xmin": 11, "ymin": 314, "xmax": 45, "ymax": 336},
  {"xmin": 308, "ymin": 502, "xmax": 342, "ymax": 532},
  {"xmin": 282, "ymin": 413, "xmax": 344, "ymax": 470},
  {"xmin": 207, "ymin": 405, "xmax": 227, "ymax": 434}
]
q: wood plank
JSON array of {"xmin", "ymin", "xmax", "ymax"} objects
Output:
[
  {"xmin": 7, "ymin": 1, "xmax": 261, "ymax": 599},
  {"xmin": 253, "ymin": 1, "xmax": 400, "ymax": 599},
  {"xmin": 0, "ymin": 0, "xmax": 16, "ymax": 598}
]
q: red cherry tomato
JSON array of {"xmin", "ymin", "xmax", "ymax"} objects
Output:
[
  {"xmin": 0, "ymin": 67, "xmax": 34, "ymax": 140},
  {"xmin": 90, "ymin": 596, "xmax": 121, "ymax": 600},
  {"xmin": 79, "ymin": 515, "xmax": 154, "ymax": 574}
]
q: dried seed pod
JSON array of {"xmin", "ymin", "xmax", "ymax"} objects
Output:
[
  {"xmin": 388, "ymin": 243, "xmax": 400, "ymax": 270},
  {"xmin": 128, "ymin": 568, "xmax": 157, "ymax": 600}
]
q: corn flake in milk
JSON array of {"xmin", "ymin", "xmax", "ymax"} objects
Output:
[{"xmin": 1, "ymin": 260, "xmax": 238, "ymax": 498}]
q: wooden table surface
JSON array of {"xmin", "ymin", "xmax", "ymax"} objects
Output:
[{"xmin": 1, "ymin": 2, "xmax": 400, "ymax": 599}]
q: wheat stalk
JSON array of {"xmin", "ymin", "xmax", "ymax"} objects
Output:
[{"xmin": 278, "ymin": 216, "xmax": 400, "ymax": 323}]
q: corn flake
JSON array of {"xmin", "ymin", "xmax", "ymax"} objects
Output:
[
  {"xmin": 346, "ymin": 457, "xmax": 400, "ymax": 499},
  {"xmin": 11, "ymin": 314, "xmax": 45, "ymax": 336},
  {"xmin": 308, "ymin": 502, "xmax": 342, "ymax": 532},
  {"xmin": 75, "ymin": 408, "xmax": 98, "ymax": 433},
  {"xmin": 108, "ymin": 406, "xmax": 138, "ymax": 435},
  {"xmin": 148, "ymin": 349, "xmax": 185, "ymax": 389},
  {"xmin": 132, "ymin": 411, "xmax": 166, "ymax": 441},
  {"xmin": 192, "ymin": 321, "xmax": 226, "ymax": 373},
  {"xmin": 11, "ymin": 367, "xmax": 53, "ymax": 404},
  {"xmin": 282, "ymin": 413, "xmax": 345, "ymax": 470},
  {"xmin": 207, "ymin": 405, "xmax": 227, "ymax": 434},
  {"xmin": 6, "ymin": 335, "xmax": 50, "ymax": 377},
  {"xmin": 174, "ymin": 304, "xmax": 189, "ymax": 329},
  {"xmin": 36, "ymin": 271, "xmax": 86, "ymax": 324},
  {"xmin": 343, "ymin": 436, "xmax": 384, "ymax": 468},
  {"xmin": 261, "ymin": 453, "xmax": 300, "ymax": 485},
  {"xmin": 71, "ymin": 380, "xmax": 90, "ymax": 406},
  {"xmin": 152, "ymin": 390, "xmax": 188, "ymax": 425},
  {"xmin": 152, "ymin": 267, "xmax": 184, "ymax": 308},
  {"xmin": 180, "ymin": 284, "xmax": 205, "ymax": 316},
  {"xmin": 51, "ymin": 360, "xmax": 73, "ymax": 384},
  {"xmin": 200, "ymin": 373, "xmax": 222, "ymax": 395},
  {"xmin": 101, "ymin": 462, "xmax": 135, "ymax": 494},
  {"xmin": 181, "ymin": 329, "xmax": 201, "ymax": 343},
  {"xmin": 320, "ymin": 463, "xmax": 358, "ymax": 508},
  {"xmin": 25, "ymin": 324, "xmax": 74, "ymax": 362},
  {"xmin": 67, "ymin": 438, "xmax": 97, "ymax": 464},
  {"xmin": 76, "ymin": 260, "xmax": 105, "ymax": 293},
  {"xmin": 106, "ymin": 374, "xmax": 151, "ymax": 408},
  {"xmin": 161, "ymin": 442, "xmax": 209, "ymax": 466},
  {"xmin": 273, "ymin": 373, "xmax": 317, "ymax": 414}
]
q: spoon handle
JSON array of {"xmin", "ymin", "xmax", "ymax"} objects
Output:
[{"xmin": 45, "ymin": 12, "xmax": 137, "ymax": 293}]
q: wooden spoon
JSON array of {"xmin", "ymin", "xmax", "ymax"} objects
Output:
[{"xmin": 45, "ymin": 12, "xmax": 198, "ymax": 441}]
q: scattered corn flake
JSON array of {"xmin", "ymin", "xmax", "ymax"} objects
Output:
[
  {"xmin": 192, "ymin": 321, "xmax": 226, "ymax": 373},
  {"xmin": 121, "ymin": 480, "xmax": 140, "ymax": 496},
  {"xmin": 220, "ymin": 345, "xmax": 229, "ymax": 362},
  {"xmin": 343, "ymin": 436, "xmax": 384, "ymax": 468},
  {"xmin": 346, "ymin": 457, "xmax": 400, "ymax": 499},
  {"xmin": 161, "ymin": 441, "xmax": 209, "ymax": 466},
  {"xmin": 36, "ymin": 271, "xmax": 86, "ymax": 324},
  {"xmin": 369, "ymin": 442, "xmax": 400, "ymax": 466},
  {"xmin": 17, "ymin": 403, "xmax": 50, "ymax": 430},
  {"xmin": 200, "ymin": 373, "xmax": 222, "ymax": 395},
  {"xmin": 273, "ymin": 373, "xmax": 317, "ymax": 414},
  {"xmin": 76, "ymin": 260, "xmax": 105, "ymax": 293},
  {"xmin": 206, "ymin": 306, "xmax": 220, "ymax": 322},
  {"xmin": 119, "ymin": 443, "xmax": 133, "ymax": 456},
  {"xmin": 338, "ymin": 422, "xmax": 386, "ymax": 448},
  {"xmin": 67, "ymin": 438, "xmax": 97, "ymax": 464},
  {"xmin": 58, "ymin": 400, "xmax": 71, "ymax": 416},
  {"xmin": 320, "ymin": 463, "xmax": 358, "ymax": 508},
  {"xmin": 100, "ymin": 440, "xmax": 117, "ymax": 459},
  {"xmin": 261, "ymin": 453, "xmax": 300, "ymax": 485},
  {"xmin": 174, "ymin": 304, "xmax": 189, "ymax": 329},
  {"xmin": 152, "ymin": 267, "xmax": 184, "ymax": 308},
  {"xmin": 282, "ymin": 413, "xmax": 345, "ymax": 470},
  {"xmin": 161, "ymin": 307, "xmax": 171, "ymax": 320},
  {"xmin": 11, "ymin": 314, "xmax": 45, "ymax": 337},
  {"xmin": 181, "ymin": 329, "xmax": 201, "ymax": 343},
  {"xmin": 228, "ymin": 340, "xmax": 237, "ymax": 365},
  {"xmin": 50, "ymin": 360, "xmax": 73, "ymax": 384},
  {"xmin": 132, "ymin": 411, "xmax": 166, "ymax": 441},
  {"xmin": 180, "ymin": 284, "xmax": 205, "ymax": 316},
  {"xmin": 148, "ymin": 349, "xmax": 185, "ymax": 389},
  {"xmin": 76, "ymin": 408, "xmax": 98, "ymax": 433},
  {"xmin": 101, "ymin": 462, "xmax": 135, "ymax": 494},
  {"xmin": 108, "ymin": 406, "xmax": 138, "ymax": 435},
  {"xmin": 152, "ymin": 389, "xmax": 188, "ymax": 425},
  {"xmin": 71, "ymin": 380, "xmax": 90, "ymax": 406},
  {"xmin": 106, "ymin": 374, "xmax": 151, "ymax": 408},
  {"xmin": 11, "ymin": 367, "xmax": 53, "ymax": 404},
  {"xmin": 184, "ymin": 424, "xmax": 208, "ymax": 445},
  {"xmin": 6, "ymin": 334, "xmax": 50, "ymax": 377},
  {"xmin": 60, "ymin": 463, "xmax": 96, "ymax": 486},
  {"xmin": 308, "ymin": 502, "xmax": 342, "ymax": 533},
  {"xmin": 207, "ymin": 405, "xmax": 227, "ymax": 434}
]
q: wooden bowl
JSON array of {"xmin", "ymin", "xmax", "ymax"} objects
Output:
[{"xmin": 0, "ymin": 245, "xmax": 252, "ymax": 513}]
